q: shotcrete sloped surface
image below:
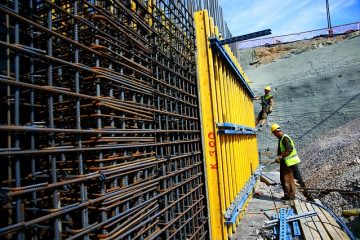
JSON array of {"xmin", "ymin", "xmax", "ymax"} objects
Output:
[{"xmin": 246, "ymin": 35, "xmax": 360, "ymax": 150}]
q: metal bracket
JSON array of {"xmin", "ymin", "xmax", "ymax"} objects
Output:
[
  {"xmin": 273, "ymin": 213, "xmax": 278, "ymax": 235},
  {"xmin": 218, "ymin": 29, "xmax": 272, "ymax": 45},
  {"xmin": 217, "ymin": 122, "xmax": 256, "ymax": 135},
  {"xmin": 209, "ymin": 37, "xmax": 255, "ymax": 98},
  {"xmin": 287, "ymin": 208, "xmax": 301, "ymax": 237},
  {"xmin": 224, "ymin": 168, "xmax": 261, "ymax": 224},
  {"xmin": 279, "ymin": 208, "xmax": 287, "ymax": 240}
]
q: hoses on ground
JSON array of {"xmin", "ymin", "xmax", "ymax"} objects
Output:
[{"xmin": 297, "ymin": 198, "xmax": 356, "ymax": 240}]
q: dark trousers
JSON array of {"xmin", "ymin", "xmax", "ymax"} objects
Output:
[
  {"xmin": 290, "ymin": 164, "xmax": 313, "ymax": 200},
  {"xmin": 290, "ymin": 164, "xmax": 305, "ymax": 187},
  {"xmin": 280, "ymin": 162, "xmax": 296, "ymax": 200}
]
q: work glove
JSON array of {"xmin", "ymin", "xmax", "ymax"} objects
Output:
[
  {"xmin": 274, "ymin": 155, "xmax": 282, "ymax": 163},
  {"xmin": 269, "ymin": 107, "xmax": 273, "ymax": 113}
]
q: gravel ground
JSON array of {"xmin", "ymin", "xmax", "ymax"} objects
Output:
[
  {"xmin": 299, "ymin": 117, "xmax": 360, "ymax": 213},
  {"xmin": 299, "ymin": 117, "xmax": 360, "ymax": 237}
]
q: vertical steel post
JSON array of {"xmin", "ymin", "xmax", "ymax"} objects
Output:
[
  {"xmin": 14, "ymin": 1, "xmax": 23, "ymax": 238},
  {"xmin": 325, "ymin": 0, "xmax": 332, "ymax": 34}
]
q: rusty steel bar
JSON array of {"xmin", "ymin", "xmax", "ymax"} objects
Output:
[{"xmin": 0, "ymin": 0, "xmax": 209, "ymax": 239}]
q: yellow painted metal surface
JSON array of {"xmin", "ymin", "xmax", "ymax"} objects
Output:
[
  {"xmin": 147, "ymin": 0, "xmax": 154, "ymax": 27},
  {"xmin": 194, "ymin": 10, "xmax": 259, "ymax": 240},
  {"xmin": 194, "ymin": 11, "xmax": 225, "ymax": 240},
  {"xmin": 130, "ymin": 0, "xmax": 137, "ymax": 29}
]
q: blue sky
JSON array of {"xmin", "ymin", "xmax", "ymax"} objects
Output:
[{"xmin": 218, "ymin": 0, "xmax": 360, "ymax": 36}]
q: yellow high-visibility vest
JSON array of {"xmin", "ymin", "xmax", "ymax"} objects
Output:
[
  {"xmin": 280, "ymin": 134, "xmax": 301, "ymax": 167},
  {"xmin": 261, "ymin": 94, "xmax": 273, "ymax": 108}
]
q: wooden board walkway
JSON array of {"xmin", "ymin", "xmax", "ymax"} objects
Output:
[{"xmin": 294, "ymin": 199, "xmax": 350, "ymax": 240}]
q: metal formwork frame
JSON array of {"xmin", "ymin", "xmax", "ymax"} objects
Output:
[
  {"xmin": 194, "ymin": 10, "xmax": 260, "ymax": 240},
  {"xmin": 0, "ymin": 1, "xmax": 207, "ymax": 239}
]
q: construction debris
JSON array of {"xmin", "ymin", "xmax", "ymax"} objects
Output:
[
  {"xmin": 261, "ymin": 174, "xmax": 278, "ymax": 186},
  {"xmin": 342, "ymin": 209, "xmax": 360, "ymax": 217},
  {"xmin": 263, "ymin": 210, "xmax": 317, "ymax": 228}
]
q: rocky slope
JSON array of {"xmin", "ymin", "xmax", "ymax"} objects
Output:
[{"xmin": 240, "ymin": 32, "xmax": 359, "ymax": 70}]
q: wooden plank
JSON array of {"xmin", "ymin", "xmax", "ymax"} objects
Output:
[
  {"xmin": 305, "ymin": 202, "xmax": 331, "ymax": 240},
  {"xmin": 311, "ymin": 201, "xmax": 343, "ymax": 240},
  {"xmin": 294, "ymin": 200, "xmax": 314, "ymax": 240},
  {"xmin": 299, "ymin": 201, "xmax": 322, "ymax": 240},
  {"xmin": 314, "ymin": 200, "xmax": 350, "ymax": 240}
]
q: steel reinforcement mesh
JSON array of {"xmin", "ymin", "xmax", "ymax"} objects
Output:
[{"xmin": 0, "ymin": 1, "xmax": 207, "ymax": 239}]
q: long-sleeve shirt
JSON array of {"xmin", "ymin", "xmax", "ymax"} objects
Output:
[{"xmin": 277, "ymin": 135, "xmax": 293, "ymax": 158}]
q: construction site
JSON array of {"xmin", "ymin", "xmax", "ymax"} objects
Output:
[{"xmin": 0, "ymin": 1, "xmax": 359, "ymax": 240}]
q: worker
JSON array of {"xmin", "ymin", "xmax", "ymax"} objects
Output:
[
  {"xmin": 270, "ymin": 124, "xmax": 313, "ymax": 201},
  {"xmin": 292, "ymin": 164, "xmax": 314, "ymax": 200},
  {"xmin": 271, "ymin": 123, "xmax": 298, "ymax": 200},
  {"xmin": 254, "ymin": 86, "xmax": 274, "ymax": 130}
]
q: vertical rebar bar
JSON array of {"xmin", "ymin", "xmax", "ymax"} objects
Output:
[
  {"xmin": 13, "ymin": 1, "xmax": 23, "ymax": 239},
  {"xmin": 0, "ymin": 1, "xmax": 214, "ymax": 238},
  {"xmin": 74, "ymin": 2, "xmax": 89, "ymax": 239},
  {"xmin": 46, "ymin": 5, "xmax": 61, "ymax": 239},
  {"xmin": 5, "ymin": 11, "xmax": 13, "ymax": 234},
  {"xmin": 29, "ymin": 1, "xmax": 39, "ymax": 238}
]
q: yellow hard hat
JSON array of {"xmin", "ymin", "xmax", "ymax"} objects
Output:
[
  {"xmin": 264, "ymin": 86, "xmax": 271, "ymax": 91},
  {"xmin": 270, "ymin": 123, "xmax": 281, "ymax": 133}
]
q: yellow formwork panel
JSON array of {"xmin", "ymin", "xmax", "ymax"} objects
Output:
[
  {"xmin": 194, "ymin": 11, "xmax": 226, "ymax": 240},
  {"xmin": 130, "ymin": 0, "xmax": 137, "ymax": 29},
  {"xmin": 194, "ymin": 10, "xmax": 260, "ymax": 240},
  {"xmin": 147, "ymin": 0, "xmax": 154, "ymax": 27}
]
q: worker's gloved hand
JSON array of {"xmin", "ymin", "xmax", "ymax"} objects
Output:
[
  {"xmin": 269, "ymin": 107, "xmax": 273, "ymax": 113},
  {"xmin": 274, "ymin": 155, "xmax": 282, "ymax": 163}
]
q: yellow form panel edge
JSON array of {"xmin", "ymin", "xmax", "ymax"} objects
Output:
[{"xmin": 194, "ymin": 10, "xmax": 225, "ymax": 240}]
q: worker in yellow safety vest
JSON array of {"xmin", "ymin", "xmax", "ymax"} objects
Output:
[
  {"xmin": 270, "ymin": 123, "xmax": 314, "ymax": 201},
  {"xmin": 271, "ymin": 123, "xmax": 298, "ymax": 200},
  {"xmin": 254, "ymin": 86, "xmax": 274, "ymax": 130}
]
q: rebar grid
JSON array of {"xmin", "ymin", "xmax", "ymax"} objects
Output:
[{"xmin": 0, "ymin": 1, "xmax": 207, "ymax": 239}]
